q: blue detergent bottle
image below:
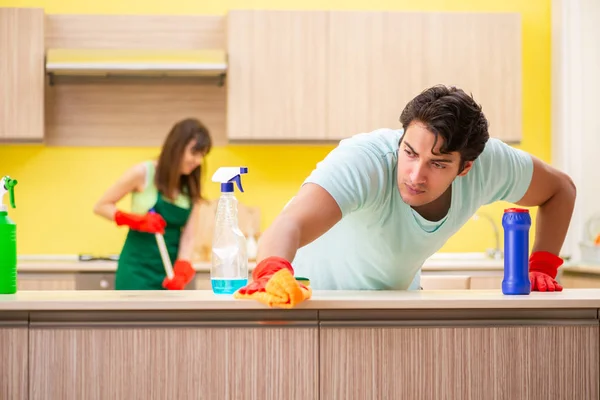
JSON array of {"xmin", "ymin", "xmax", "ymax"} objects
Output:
[
  {"xmin": 502, "ymin": 208, "xmax": 531, "ymax": 295},
  {"xmin": 210, "ymin": 167, "xmax": 249, "ymax": 294}
]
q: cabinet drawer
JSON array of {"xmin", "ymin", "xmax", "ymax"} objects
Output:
[
  {"xmin": 18, "ymin": 273, "xmax": 76, "ymax": 290},
  {"xmin": 75, "ymin": 273, "xmax": 115, "ymax": 290}
]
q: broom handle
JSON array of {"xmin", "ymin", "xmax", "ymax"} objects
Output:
[
  {"xmin": 149, "ymin": 208, "xmax": 174, "ymax": 280},
  {"xmin": 155, "ymin": 233, "xmax": 174, "ymax": 280}
]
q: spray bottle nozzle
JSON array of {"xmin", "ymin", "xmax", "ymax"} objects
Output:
[
  {"xmin": 212, "ymin": 167, "xmax": 248, "ymax": 193},
  {"xmin": 0, "ymin": 176, "xmax": 18, "ymax": 211}
]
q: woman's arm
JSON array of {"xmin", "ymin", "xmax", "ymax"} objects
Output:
[
  {"xmin": 93, "ymin": 163, "xmax": 146, "ymax": 221},
  {"xmin": 177, "ymin": 200, "xmax": 201, "ymax": 260}
]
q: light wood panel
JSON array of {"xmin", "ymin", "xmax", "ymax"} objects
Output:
[
  {"xmin": 29, "ymin": 326, "xmax": 318, "ymax": 400},
  {"xmin": 227, "ymin": 10, "xmax": 329, "ymax": 141},
  {"xmin": 226, "ymin": 10, "xmax": 522, "ymax": 142},
  {"xmin": 0, "ymin": 324, "xmax": 28, "ymax": 399},
  {"xmin": 194, "ymin": 272, "xmax": 212, "ymax": 289},
  {"xmin": 18, "ymin": 273, "xmax": 76, "ymax": 290},
  {"xmin": 45, "ymin": 14, "xmax": 225, "ymax": 49},
  {"xmin": 421, "ymin": 274, "xmax": 471, "ymax": 290},
  {"xmin": 0, "ymin": 8, "xmax": 45, "ymax": 141},
  {"xmin": 320, "ymin": 325, "xmax": 598, "ymax": 400},
  {"xmin": 469, "ymin": 275, "xmax": 503, "ymax": 289},
  {"xmin": 560, "ymin": 272, "xmax": 600, "ymax": 289},
  {"xmin": 45, "ymin": 79, "xmax": 227, "ymax": 146},
  {"xmin": 44, "ymin": 14, "xmax": 227, "ymax": 146},
  {"xmin": 227, "ymin": 328, "xmax": 318, "ymax": 398},
  {"xmin": 327, "ymin": 11, "xmax": 522, "ymax": 142}
]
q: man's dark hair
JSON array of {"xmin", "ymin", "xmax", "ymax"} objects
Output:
[{"xmin": 399, "ymin": 85, "xmax": 489, "ymax": 172}]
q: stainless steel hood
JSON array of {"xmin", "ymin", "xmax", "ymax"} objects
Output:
[{"xmin": 45, "ymin": 48, "xmax": 227, "ymax": 83}]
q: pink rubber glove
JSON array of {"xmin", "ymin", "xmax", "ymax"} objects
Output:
[{"xmin": 529, "ymin": 251, "xmax": 564, "ymax": 292}]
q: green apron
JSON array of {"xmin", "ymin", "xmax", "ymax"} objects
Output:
[{"xmin": 115, "ymin": 194, "xmax": 191, "ymax": 290}]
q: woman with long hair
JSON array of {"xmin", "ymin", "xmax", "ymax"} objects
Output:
[{"xmin": 94, "ymin": 118, "xmax": 212, "ymax": 290}]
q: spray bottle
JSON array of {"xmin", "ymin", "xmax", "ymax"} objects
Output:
[
  {"xmin": 211, "ymin": 167, "xmax": 249, "ymax": 294},
  {"xmin": 0, "ymin": 176, "xmax": 18, "ymax": 294}
]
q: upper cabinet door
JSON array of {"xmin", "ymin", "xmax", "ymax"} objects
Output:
[
  {"xmin": 226, "ymin": 10, "xmax": 522, "ymax": 143},
  {"xmin": 326, "ymin": 11, "xmax": 522, "ymax": 142},
  {"xmin": 227, "ymin": 10, "xmax": 329, "ymax": 141},
  {"xmin": 0, "ymin": 8, "xmax": 45, "ymax": 141}
]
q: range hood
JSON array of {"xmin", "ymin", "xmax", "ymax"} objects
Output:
[{"xmin": 45, "ymin": 48, "xmax": 227, "ymax": 84}]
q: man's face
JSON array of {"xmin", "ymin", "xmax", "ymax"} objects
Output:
[{"xmin": 397, "ymin": 121, "xmax": 472, "ymax": 208}]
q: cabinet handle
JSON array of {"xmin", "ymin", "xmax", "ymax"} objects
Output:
[{"xmin": 100, "ymin": 279, "xmax": 109, "ymax": 289}]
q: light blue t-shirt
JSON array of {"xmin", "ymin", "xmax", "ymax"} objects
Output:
[{"xmin": 290, "ymin": 128, "xmax": 534, "ymax": 290}]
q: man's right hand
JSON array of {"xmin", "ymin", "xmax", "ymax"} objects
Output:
[
  {"xmin": 238, "ymin": 256, "xmax": 294, "ymax": 295},
  {"xmin": 114, "ymin": 210, "xmax": 166, "ymax": 234}
]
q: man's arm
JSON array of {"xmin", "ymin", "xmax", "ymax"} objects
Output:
[
  {"xmin": 256, "ymin": 133, "xmax": 388, "ymax": 269},
  {"xmin": 256, "ymin": 183, "xmax": 342, "ymax": 263},
  {"xmin": 514, "ymin": 155, "xmax": 577, "ymax": 256}
]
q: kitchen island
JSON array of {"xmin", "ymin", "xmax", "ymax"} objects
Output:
[{"xmin": 0, "ymin": 290, "xmax": 598, "ymax": 400}]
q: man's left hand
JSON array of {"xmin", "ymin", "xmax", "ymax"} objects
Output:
[
  {"xmin": 529, "ymin": 251, "xmax": 564, "ymax": 292},
  {"xmin": 530, "ymin": 271, "xmax": 563, "ymax": 292}
]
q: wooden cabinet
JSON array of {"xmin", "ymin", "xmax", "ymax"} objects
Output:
[
  {"xmin": 195, "ymin": 272, "xmax": 211, "ymax": 290},
  {"xmin": 227, "ymin": 10, "xmax": 522, "ymax": 143},
  {"xmin": 469, "ymin": 274, "xmax": 503, "ymax": 289},
  {"xmin": 327, "ymin": 12, "xmax": 522, "ymax": 143},
  {"xmin": 227, "ymin": 11, "xmax": 329, "ymax": 141},
  {"xmin": 420, "ymin": 274, "xmax": 471, "ymax": 290},
  {"xmin": 43, "ymin": 14, "xmax": 228, "ymax": 147},
  {"xmin": 0, "ymin": 8, "xmax": 45, "ymax": 141},
  {"xmin": 29, "ymin": 319, "xmax": 318, "ymax": 400},
  {"xmin": 320, "ymin": 324, "xmax": 598, "ymax": 399},
  {"xmin": 18, "ymin": 273, "xmax": 76, "ymax": 290},
  {"xmin": 0, "ymin": 318, "xmax": 29, "ymax": 400},
  {"xmin": 421, "ymin": 270, "xmax": 504, "ymax": 290},
  {"xmin": 560, "ymin": 270, "xmax": 600, "ymax": 288}
]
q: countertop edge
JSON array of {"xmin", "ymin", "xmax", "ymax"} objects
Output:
[{"xmin": 1, "ymin": 289, "xmax": 600, "ymax": 311}]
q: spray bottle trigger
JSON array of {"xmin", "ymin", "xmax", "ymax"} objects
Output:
[
  {"xmin": 232, "ymin": 175, "xmax": 244, "ymax": 193},
  {"xmin": 9, "ymin": 186, "xmax": 15, "ymax": 209},
  {"xmin": 4, "ymin": 178, "xmax": 17, "ymax": 209}
]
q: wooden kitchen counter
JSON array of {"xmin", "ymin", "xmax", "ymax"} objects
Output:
[
  {"xmin": 0, "ymin": 289, "xmax": 599, "ymax": 400},
  {"xmin": 1, "ymin": 288, "xmax": 600, "ymax": 310}
]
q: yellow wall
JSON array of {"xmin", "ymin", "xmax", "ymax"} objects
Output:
[{"xmin": 0, "ymin": 0, "xmax": 551, "ymax": 256}]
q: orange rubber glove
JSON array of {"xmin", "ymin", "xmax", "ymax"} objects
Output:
[
  {"xmin": 115, "ymin": 210, "xmax": 166, "ymax": 234},
  {"xmin": 234, "ymin": 256, "xmax": 311, "ymax": 308},
  {"xmin": 163, "ymin": 260, "xmax": 196, "ymax": 290},
  {"xmin": 529, "ymin": 251, "xmax": 564, "ymax": 292}
]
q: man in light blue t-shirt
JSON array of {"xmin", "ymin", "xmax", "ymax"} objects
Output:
[{"xmin": 256, "ymin": 85, "xmax": 576, "ymax": 292}]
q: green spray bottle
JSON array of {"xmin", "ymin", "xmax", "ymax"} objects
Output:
[{"xmin": 0, "ymin": 176, "xmax": 18, "ymax": 294}]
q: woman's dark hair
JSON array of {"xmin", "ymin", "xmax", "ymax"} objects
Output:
[
  {"xmin": 155, "ymin": 118, "xmax": 212, "ymax": 203},
  {"xmin": 399, "ymin": 85, "xmax": 489, "ymax": 172}
]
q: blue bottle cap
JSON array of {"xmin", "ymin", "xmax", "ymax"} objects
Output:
[{"xmin": 221, "ymin": 182, "xmax": 234, "ymax": 193}]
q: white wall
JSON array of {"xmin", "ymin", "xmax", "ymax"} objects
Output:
[{"xmin": 552, "ymin": 0, "xmax": 600, "ymax": 261}]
